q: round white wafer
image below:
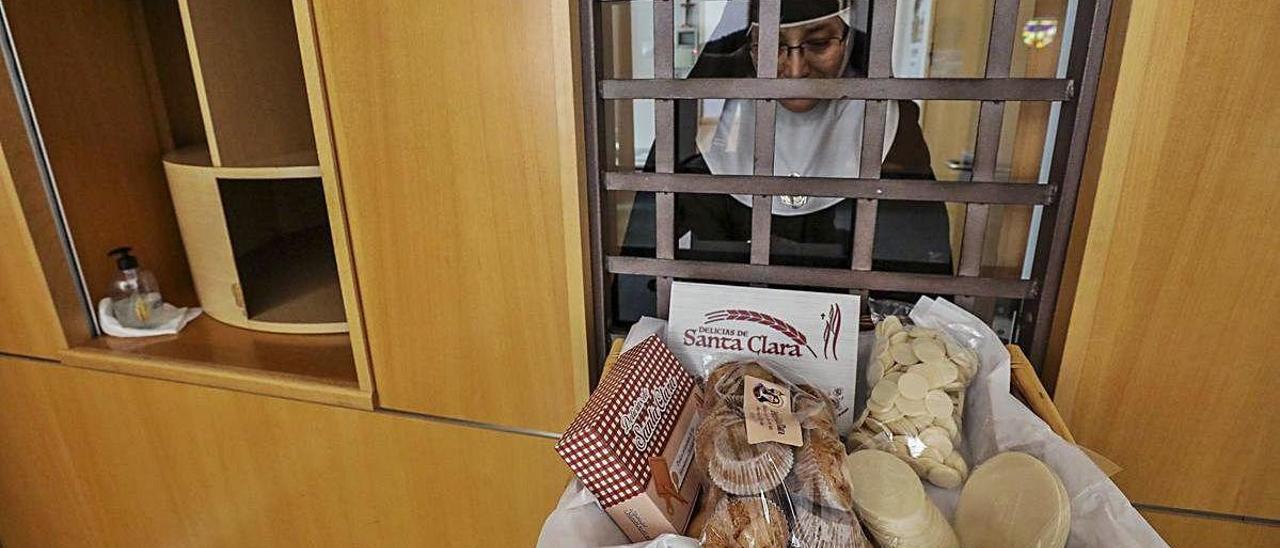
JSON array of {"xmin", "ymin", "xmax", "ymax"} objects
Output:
[
  {"xmin": 911, "ymin": 338, "xmax": 946, "ymax": 363},
  {"xmin": 897, "ymin": 373, "xmax": 929, "ymax": 400},
  {"xmin": 925, "ymin": 390, "xmax": 954, "ymax": 418},
  {"xmin": 955, "ymin": 452, "xmax": 1070, "ymax": 548}
]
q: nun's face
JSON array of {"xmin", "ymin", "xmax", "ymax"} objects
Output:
[{"xmin": 751, "ymin": 17, "xmax": 847, "ymax": 113}]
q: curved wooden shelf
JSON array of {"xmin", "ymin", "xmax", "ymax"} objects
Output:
[
  {"xmin": 163, "ymin": 145, "xmax": 347, "ymax": 335},
  {"xmin": 163, "ymin": 145, "xmax": 320, "ymax": 177}
]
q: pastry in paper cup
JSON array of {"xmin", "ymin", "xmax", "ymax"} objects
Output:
[
  {"xmin": 707, "ymin": 417, "xmax": 794, "ymax": 495},
  {"xmin": 786, "ymin": 428, "xmax": 853, "ymax": 511},
  {"xmin": 701, "ymin": 496, "xmax": 790, "ymax": 548},
  {"xmin": 696, "ymin": 404, "xmax": 738, "ymax": 472},
  {"xmin": 792, "ymin": 500, "xmax": 874, "ymax": 548},
  {"xmin": 794, "ymin": 384, "xmax": 838, "ymax": 432}
]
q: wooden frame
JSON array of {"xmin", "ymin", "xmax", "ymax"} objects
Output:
[{"xmin": 579, "ymin": 0, "xmax": 1117, "ymax": 376}]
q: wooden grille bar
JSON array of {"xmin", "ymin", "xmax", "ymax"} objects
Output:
[
  {"xmin": 607, "ymin": 257, "xmax": 1036, "ymax": 299},
  {"xmin": 957, "ymin": 0, "xmax": 1023, "ymax": 299},
  {"xmin": 653, "ymin": 0, "xmax": 675, "ymax": 316},
  {"xmin": 603, "ymin": 172, "xmax": 1057, "ymax": 205},
  {"xmin": 580, "ymin": 0, "xmax": 1116, "ymax": 378},
  {"xmin": 750, "ymin": 0, "xmax": 780, "ymax": 266},
  {"xmin": 580, "ymin": 0, "xmax": 607, "ymax": 387},
  {"xmin": 600, "ymin": 77, "xmax": 1073, "ymax": 101},
  {"xmin": 1022, "ymin": 0, "xmax": 1115, "ymax": 365},
  {"xmin": 852, "ymin": 0, "xmax": 897, "ymax": 272}
]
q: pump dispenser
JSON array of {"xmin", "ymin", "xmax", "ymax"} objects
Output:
[{"xmin": 107, "ymin": 247, "xmax": 163, "ymax": 328}]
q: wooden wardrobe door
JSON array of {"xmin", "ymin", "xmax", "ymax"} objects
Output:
[
  {"xmin": 305, "ymin": 0, "xmax": 589, "ymax": 431},
  {"xmin": 1056, "ymin": 0, "xmax": 1280, "ymax": 521},
  {"xmin": 0, "ymin": 355, "xmax": 568, "ymax": 547},
  {"xmin": 0, "ymin": 145, "xmax": 65, "ymax": 359}
]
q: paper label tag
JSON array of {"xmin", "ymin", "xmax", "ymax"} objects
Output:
[{"xmin": 743, "ymin": 375, "xmax": 803, "ymax": 447}]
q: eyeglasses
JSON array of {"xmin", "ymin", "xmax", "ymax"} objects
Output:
[{"xmin": 750, "ymin": 34, "xmax": 846, "ymax": 64}]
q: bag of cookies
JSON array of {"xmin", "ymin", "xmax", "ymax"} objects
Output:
[
  {"xmin": 694, "ymin": 360, "xmax": 873, "ymax": 548},
  {"xmin": 848, "ymin": 315, "xmax": 980, "ymax": 489}
]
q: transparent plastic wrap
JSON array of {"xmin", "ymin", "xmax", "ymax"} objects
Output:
[
  {"xmin": 694, "ymin": 360, "xmax": 872, "ymax": 548},
  {"xmin": 848, "ymin": 315, "xmax": 978, "ymax": 488}
]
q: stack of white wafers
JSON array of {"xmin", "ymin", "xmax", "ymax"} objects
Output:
[
  {"xmin": 955, "ymin": 452, "xmax": 1071, "ymax": 548},
  {"xmin": 849, "ymin": 315, "xmax": 978, "ymax": 488},
  {"xmin": 843, "ymin": 449, "xmax": 959, "ymax": 548}
]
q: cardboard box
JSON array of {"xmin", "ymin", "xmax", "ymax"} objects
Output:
[
  {"xmin": 668, "ymin": 281, "xmax": 861, "ymax": 433},
  {"xmin": 556, "ymin": 335, "xmax": 705, "ymax": 542}
]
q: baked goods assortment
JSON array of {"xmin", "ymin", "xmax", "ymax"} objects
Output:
[
  {"xmin": 955, "ymin": 452, "xmax": 1071, "ymax": 548},
  {"xmin": 558, "ymin": 311, "xmax": 1082, "ymax": 547},
  {"xmin": 843, "ymin": 449, "xmax": 960, "ymax": 548},
  {"xmin": 848, "ymin": 315, "xmax": 978, "ymax": 488},
  {"xmin": 695, "ymin": 361, "xmax": 872, "ymax": 548}
]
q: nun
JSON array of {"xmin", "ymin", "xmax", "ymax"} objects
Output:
[{"xmin": 616, "ymin": 0, "xmax": 952, "ymax": 322}]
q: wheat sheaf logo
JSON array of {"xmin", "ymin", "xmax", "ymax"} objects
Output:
[{"xmin": 692, "ymin": 309, "xmax": 819, "ymax": 358}]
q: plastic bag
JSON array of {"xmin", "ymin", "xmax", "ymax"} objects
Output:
[
  {"xmin": 694, "ymin": 360, "xmax": 872, "ymax": 548},
  {"xmin": 908, "ymin": 297, "xmax": 1165, "ymax": 547},
  {"xmin": 849, "ymin": 315, "xmax": 977, "ymax": 488}
]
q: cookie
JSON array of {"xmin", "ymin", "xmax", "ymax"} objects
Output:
[{"xmin": 701, "ymin": 496, "xmax": 790, "ymax": 548}]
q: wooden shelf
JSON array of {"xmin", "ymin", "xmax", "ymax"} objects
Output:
[
  {"xmin": 179, "ymin": 0, "xmax": 316, "ymax": 167},
  {"xmin": 164, "ymin": 145, "xmax": 347, "ymax": 335},
  {"xmin": 62, "ymin": 316, "xmax": 369, "ymax": 409},
  {"xmin": 164, "ymin": 145, "xmax": 319, "ymax": 175},
  {"xmin": 236, "ymin": 226, "xmax": 346, "ymax": 325}
]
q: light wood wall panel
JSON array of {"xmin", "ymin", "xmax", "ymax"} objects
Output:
[
  {"xmin": 307, "ymin": 0, "xmax": 590, "ymax": 431},
  {"xmin": 1140, "ymin": 510, "xmax": 1278, "ymax": 548},
  {"xmin": 0, "ymin": 355, "xmax": 568, "ymax": 547},
  {"xmin": 1055, "ymin": 0, "xmax": 1280, "ymax": 520}
]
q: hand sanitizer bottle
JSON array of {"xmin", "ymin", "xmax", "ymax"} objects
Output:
[{"xmin": 107, "ymin": 247, "xmax": 163, "ymax": 328}]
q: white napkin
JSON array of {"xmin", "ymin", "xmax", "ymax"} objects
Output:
[{"xmin": 97, "ymin": 298, "xmax": 202, "ymax": 338}]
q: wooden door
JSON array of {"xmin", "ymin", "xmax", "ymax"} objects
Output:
[
  {"xmin": 303, "ymin": 0, "xmax": 590, "ymax": 432},
  {"xmin": 1055, "ymin": 0, "xmax": 1280, "ymax": 523},
  {"xmin": 0, "ymin": 355, "xmax": 567, "ymax": 547}
]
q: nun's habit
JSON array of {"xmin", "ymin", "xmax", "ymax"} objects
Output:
[{"xmin": 616, "ymin": 0, "xmax": 953, "ymax": 324}]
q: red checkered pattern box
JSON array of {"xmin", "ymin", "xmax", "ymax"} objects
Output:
[{"xmin": 556, "ymin": 335, "xmax": 703, "ymax": 541}]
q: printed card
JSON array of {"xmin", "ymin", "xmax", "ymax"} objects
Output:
[{"xmin": 668, "ymin": 282, "xmax": 860, "ymax": 433}]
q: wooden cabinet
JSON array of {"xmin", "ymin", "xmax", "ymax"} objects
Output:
[
  {"xmin": 305, "ymin": 0, "xmax": 590, "ymax": 432},
  {"xmin": 0, "ymin": 355, "xmax": 568, "ymax": 547},
  {"xmin": 1055, "ymin": 0, "xmax": 1280, "ymax": 522},
  {"xmin": 0, "ymin": 0, "xmax": 377, "ymax": 406},
  {"xmin": 0, "ymin": 0, "xmax": 589, "ymax": 545}
]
